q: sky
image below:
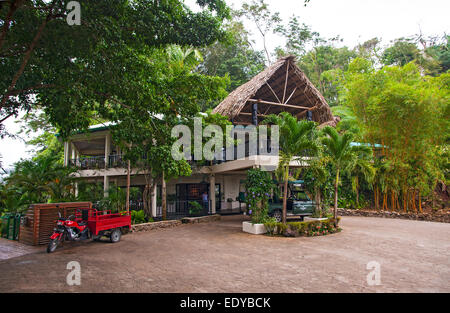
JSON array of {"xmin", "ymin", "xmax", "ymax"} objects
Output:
[
  {"xmin": 222, "ymin": 0, "xmax": 450, "ymax": 51},
  {"xmin": 1, "ymin": 0, "xmax": 449, "ymax": 172}
]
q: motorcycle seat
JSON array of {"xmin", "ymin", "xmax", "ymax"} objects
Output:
[{"xmin": 78, "ymin": 221, "xmax": 87, "ymax": 226}]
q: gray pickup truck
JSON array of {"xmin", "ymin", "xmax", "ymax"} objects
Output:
[{"xmin": 268, "ymin": 181, "xmax": 315, "ymax": 222}]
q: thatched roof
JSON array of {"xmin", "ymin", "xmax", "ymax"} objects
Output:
[{"xmin": 213, "ymin": 55, "xmax": 334, "ymax": 126}]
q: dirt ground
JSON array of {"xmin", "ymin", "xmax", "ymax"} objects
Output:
[{"xmin": 0, "ymin": 215, "xmax": 449, "ymax": 293}]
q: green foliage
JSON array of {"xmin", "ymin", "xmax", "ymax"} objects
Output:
[
  {"xmin": 93, "ymin": 185, "xmax": 140, "ymax": 213},
  {"xmin": 188, "ymin": 201, "xmax": 204, "ymax": 216},
  {"xmin": 199, "ymin": 18, "xmax": 265, "ymax": 95},
  {"xmin": 263, "ymin": 112, "xmax": 320, "ymax": 223},
  {"xmin": 244, "ymin": 168, "xmax": 274, "ymax": 224},
  {"xmin": 264, "ymin": 219, "xmax": 341, "ymax": 237},
  {"xmin": 297, "ymin": 44, "xmax": 357, "ymax": 106},
  {"xmin": 0, "ymin": 154, "xmax": 77, "ymax": 212},
  {"xmin": 340, "ymin": 60, "xmax": 448, "ymax": 210},
  {"xmin": 0, "ymin": 0, "xmax": 230, "ymax": 137},
  {"xmin": 238, "ymin": 0, "xmax": 282, "ymax": 64},
  {"xmin": 131, "ymin": 210, "xmax": 146, "ymax": 225},
  {"xmin": 321, "ymin": 126, "xmax": 373, "ymax": 217}
]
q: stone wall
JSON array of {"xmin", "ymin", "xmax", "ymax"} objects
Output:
[
  {"xmin": 181, "ymin": 214, "xmax": 221, "ymax": 224},
  {"xmin": 131, "ymin": 214, "xmax": 221, "ymax": 232},
  {"xmin": 338, "ymin": 208, "xmax": 450, "ymax": 223}
]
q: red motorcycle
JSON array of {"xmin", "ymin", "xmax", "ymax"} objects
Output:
[
  {"xmin": 47, "ymin": 212, "xmax": 92, "ymax": 253},
  {"xmin": 47, "ymin": 208, "xmax": 131, "ymax": 253}
]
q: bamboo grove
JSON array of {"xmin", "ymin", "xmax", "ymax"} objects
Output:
[{"xmin": 339, "ymin": 59, "xmax": 449, "ymax": 213}]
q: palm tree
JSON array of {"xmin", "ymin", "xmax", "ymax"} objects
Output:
[
  {"xmin": 321, "ymin": 126, "xmax": 372, "ymax": 220},
  {"xmin": 263, "ymin": 112, "xmax": 320, "ymax": 224},
  {"xmin": 350, "ymin": 156, "xmax": 375, "ymax": 207}
]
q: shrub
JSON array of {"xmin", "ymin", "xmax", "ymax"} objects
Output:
[
  {"xmin": 287, "ymin": 222, "xmax": 309, "ymax": 236},
  {"xmin": 265, "ymin": 219, "xmax": 342, "ymax": 237},
  {"xmin": 131, "ymin": 210, "xmax": 146, "ymax": 224},
  {"xmin": 188, "ymin": 201, "xmax": 203, "ymax": 215},
  {"xmin": 264, "ymin": 218, "xmax": 278, "ymax": 236}
]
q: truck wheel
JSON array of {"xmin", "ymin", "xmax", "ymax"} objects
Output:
[
  {"xmin": 110, "ymin": 228, "xmax": 121, "ymax": 243},
  {"xmin": 273, "ymin": 211, "xmax": 282, "ymax": 223}
]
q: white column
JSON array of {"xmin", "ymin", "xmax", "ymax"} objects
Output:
[
  {"xmin": 104, "ymin": 175, "xmax": 109, "ymax": 198},
  {"xmin": 63, "ymin": 141, "xmax": 69, "ymax": 166},
  {"xmin": 210, "ymin": 174, "xmax": 216, "ymax": 214},
  {"xmin": 104, "ymin": 133, "xmax": 111, "ymax": 169},
  {"xmin": 151, "ymin": 181, "xmax": 157, "ymax": 217}
]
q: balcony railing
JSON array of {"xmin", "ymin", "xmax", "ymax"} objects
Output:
[{"xmin": 69, "ymin": 156, "xmax": 105, "ymax": 170}]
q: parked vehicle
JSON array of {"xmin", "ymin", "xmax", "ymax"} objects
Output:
[
  {"xmin": 268, "ymin": 180, "xmax": 315, "ymax": 222},
  {"xmin": 47, "ymin": 208, "xmax": 131, "ymax": 253}
]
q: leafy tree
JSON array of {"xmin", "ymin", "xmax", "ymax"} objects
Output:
[
  {"xmin": 302, "ymin": 155, "xmax": 332, "ymax": 217},
  {"xmin": 298, "ymin": 43, "xmax": 357, "ymax": 106},
  {"xmin": 425, "ymin": 35, "xmax": 450, "ymax": 74},
  {"xmin": 1, "ymin": 154, "xmax": 76, "ymax": 210},
  {"xmin": 199, "ymin": 18, "xmax": 265, "ymax": 94},
  {"xmin": 262, "ymin": 112, "xmax": 319, "ymax": 224},
  {"xmin": 382, "ymin": 37, "xmax": 442, "ymax": 75},
  {"xmin": 349, "ymin": 150, "xmax": 375, "ymax": 207},
  {"xmin": 110, "ymin": 46, "xmax": 228, "ymax": 219},
  {"xmin": 238, "ymin": 0, "xmax": 281, "ymax": 65},
  {"xmin": 274, "ymin": 15, "xmax": 319, "ymax": 57},
  {"xmin": 321, "ymin": 126, "xmax": 372, "ymax": 220},
  {"xmin": 0, "ymin": 0, "xmax": 230, "ymax": 137}
]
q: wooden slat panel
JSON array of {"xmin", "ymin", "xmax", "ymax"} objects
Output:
[{"xmin": 18, "ymin": 202, "xmax": 92, "ymax": 246}]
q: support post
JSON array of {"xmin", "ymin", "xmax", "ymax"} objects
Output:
[
  {"xmin": 103, "ymin": 175, "xmax": 109, "ymax": 198},
  {"xmin": 151, "ymin": 181, "xmax": 157, "ymax": 218},
  {"xmin": 63, "ymin": 141, "xmax": 70, "ymax": 166},
  {"xmin": 105, "ymin": 133, "xmax": 111, "ymax": 169},
  {"xmin": 209, "ymin": 174, "xmax": 216, "ymax": 214},
  {"xmin": 252, "ymin": 101, "xmax": 258, "ymax": 126}
]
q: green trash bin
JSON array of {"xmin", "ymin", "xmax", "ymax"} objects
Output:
[{"xmin": 1, "ymin": 213, "xmax": 22, "ymax": 240}]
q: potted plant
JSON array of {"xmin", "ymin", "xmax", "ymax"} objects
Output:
[{"xmin": 242, "ymin": 168, "xmax": 274, "ymax": 235}]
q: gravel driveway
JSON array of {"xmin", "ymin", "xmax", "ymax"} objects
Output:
[{"xmin": 0, "ymin": 215, "xmax": 449, "ymax": 293}]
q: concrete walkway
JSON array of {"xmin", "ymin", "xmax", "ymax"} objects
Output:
[
  {"xmin": 0, "ymin": 215, "xmax": 449, "ymax": 292},
  {"xmin": 0, "ymin": 238, "xmax": 40, "ymax": 260}
]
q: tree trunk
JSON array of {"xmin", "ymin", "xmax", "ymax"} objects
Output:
[
  {"xmin": 162, "ymin": 171, "xmax": 167, "ymax": 220},
  {"xmin": 142, "ymin": 184, "xmax": 151, "ymax": 217},
  {"xmin": 356, "ymin": 188, "xmax": 359, "ymax": 208},
  {"xmin": 374, "ymin": 185, "xmax": 379, "ymax": 210},
  {"xmin": 418, "ymin": 190, "xmax": 422, "ymax": 213},
  {"xmin": 282, "ymin": 166, "xmax": 288, "ymax": 224},
  {"xmin": 126, "ymin": 160, "xmax": 130, "ymax": 212},
  {"xmin": 334, "ymin": 169, "xmax": 340, "ymax": 221},
  {"xmin": 315, "ymin": 186, "xmax": 321, "ymax": 217}
]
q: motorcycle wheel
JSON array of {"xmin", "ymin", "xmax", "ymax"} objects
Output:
[{"xmin": 47, "ymin": 238, "xmax": 60, "ymax": 253}]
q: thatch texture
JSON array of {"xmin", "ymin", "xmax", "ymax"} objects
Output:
[{"xmin": 213, "ymin": 55, "xmax": 334, "ymax": 125}]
